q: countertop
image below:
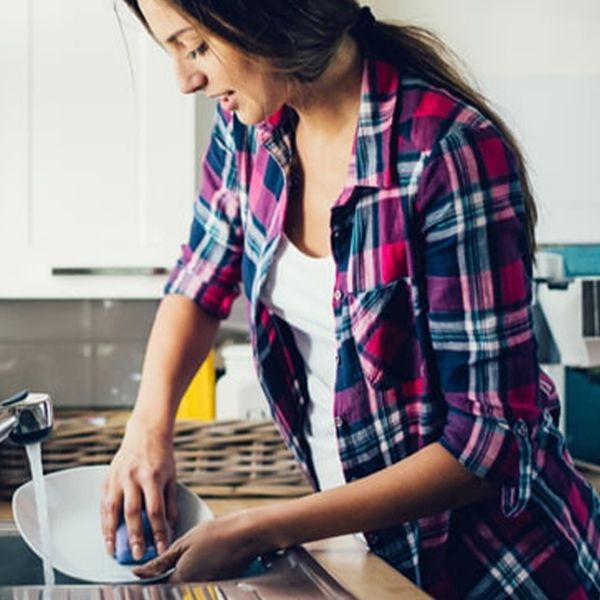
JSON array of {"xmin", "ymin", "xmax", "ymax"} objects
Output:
[{"xmin": 0, "ymin": 498, "xmax": 429, "ymax": 599}]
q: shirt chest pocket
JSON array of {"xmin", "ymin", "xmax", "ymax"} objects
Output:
[{"xmin": 346, "ymin": 277, "xmax": 423, "ymax": 390}]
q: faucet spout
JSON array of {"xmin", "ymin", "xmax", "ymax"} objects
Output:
[
  {"xmin": 0, "ymin": 391, "xmax": 53, "ymax": 445},
  {"xmin": 0, "ymin": 413, "xmax": 19, "ymax": 444}
]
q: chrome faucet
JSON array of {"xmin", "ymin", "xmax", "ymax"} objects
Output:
[{"xmin": 0, "ymin": 390, "xmax": 53, "ymax": 445}]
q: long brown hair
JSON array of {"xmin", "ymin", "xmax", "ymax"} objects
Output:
[{"xmin": 123, "ymin": 0, "xmax": 537, "ymax": 257}]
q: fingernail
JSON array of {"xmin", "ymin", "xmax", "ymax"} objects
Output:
[
  {"xmin": 157, "ymin": 541, "xmax": 166, "ymax": 555},
  {"xmin": 132, "ymin": 543, "xmax": 143, "ymax": 560},
  {"xmin": 105, "ymin": 541, "xmax": 114, "ymax": 556}
]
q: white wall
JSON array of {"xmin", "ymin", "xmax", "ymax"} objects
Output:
[
  {"xmin": 0, "ymin": 1, "xmax": 197, "ymax": 298},
  {"xmin": 369, "ymin": 0, "xmax": 600, "ymax": 244}
]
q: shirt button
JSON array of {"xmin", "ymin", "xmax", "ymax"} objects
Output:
[
  {"xmin": 335, "ymin": 416, "xmax": 344, "ymax": 428},
  {"xmin": 515, "ymin": 420, "xmax": 529, "ymax": 437},
  {"xmin": 335, "ymin": 353, "xmax": 341, "ymax": 365},
  {"xmin": 334, "ymin": 289, "xmax": 343, "ymax": 302}
]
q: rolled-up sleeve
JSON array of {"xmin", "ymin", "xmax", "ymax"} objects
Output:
[
  {"xmin": 416, "ymin": 123, "xmax": 554, "ymax": 517},
  {"xmin": 164, "ymin": 105, "xmax": 243, "ymax": 319}
]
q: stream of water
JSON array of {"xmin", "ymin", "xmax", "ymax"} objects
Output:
[{"xmin": 25, "ymin": 442, "xmax": 55, "ymax": 586}]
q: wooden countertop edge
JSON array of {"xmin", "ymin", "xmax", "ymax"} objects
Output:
[
  {"xmin": 305, "ymin": 535, "xmax": 431, "ymax": 599},
  {"xmin": 0, "ymin": 503, "xmax": 12, "ymax": 522}
]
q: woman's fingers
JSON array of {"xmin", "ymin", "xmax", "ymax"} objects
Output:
[
  {"xmin": 143, "ymin": 483, "xmax": 171, "ymax": 555},
  {"xmin": 100, "ymin": 478, "xmax": 123, "ymax": 556},
  {"xmin": 123, "ymin": 484, "xmax": 145, "ymax": 561},
  {"xmin": 99, "ymin": 429, "xmax": 178, "ymax": 562},
  {"xmin": 133, "ymin": 543, "xmax": 181, "ymax": 579},
  {"xmin": 166, "ymin": 479, "xmax": 178, "ymax": 528},
  {"xmin": 100, "ymin": 465, "xmax": 177, "ymax": 560}
]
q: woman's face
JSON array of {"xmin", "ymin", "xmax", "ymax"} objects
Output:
[{"xmin": 137, "ymin": 0, "xmax": 289, "ymax": 125}]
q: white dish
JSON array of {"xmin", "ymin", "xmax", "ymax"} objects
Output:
[{"xmin": 12, "ymin": 464, "xmax": 213, "ymax": 584}]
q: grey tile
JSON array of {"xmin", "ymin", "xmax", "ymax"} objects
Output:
[
  {"xmin": 91, "ymin": 300, "xmax": 158, "ymax": 341},
  {"xmin": 0, "ymin": 299, "xmax": 243, "ymax": 410},
  {"xmin": 0, "ymin": 342, "xmax": 93, "ymax": 407},
  {"xmin": 94, "ymin": 341, "xmax": 145, "ymax": 408},
  {"xmin": 0, "ymin": 301, "xmax": 93, "ymax": 342}
]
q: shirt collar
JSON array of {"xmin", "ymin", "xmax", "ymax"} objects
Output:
[
  {"xmin": 351, "ymin": 57, "xmax": 401, "ymax": 190},
  {"xmin": 256, "ymin": 106, "xmax": 297, "ymax": 170},
  {"xmin": 255, "ymin": 56, "xmax": 401, "ymax": 191}
]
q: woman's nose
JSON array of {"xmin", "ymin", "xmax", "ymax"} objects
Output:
[{"xmin": 175, "ymin": 59, "xmax": 207, "ymax": 95}]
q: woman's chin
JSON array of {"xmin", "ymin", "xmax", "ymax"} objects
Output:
[
  {"xmin": 233, "ymin": 104, "xmax": 280, "ymax": 127},
  {"xmin": 234, "ymin": 110, "xmax": 263, "ymax": 126}
]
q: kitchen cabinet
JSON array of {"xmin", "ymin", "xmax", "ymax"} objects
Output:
[{"xmin": 0, "ymin": 0, "xmax": 200, "ymax": 298}]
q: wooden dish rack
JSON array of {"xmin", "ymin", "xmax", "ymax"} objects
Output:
[{"xmin": 0, "ymin": 412, "xmax": 312, "ymax": 500}]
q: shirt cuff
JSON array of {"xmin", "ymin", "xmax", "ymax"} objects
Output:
[
  {"xmin": 164, "ymin": 243, "xmax": 240, "ymax": 320},
  {"xmin": 439, "ymin": 409, "xmax": 547, "ymax": 518}
]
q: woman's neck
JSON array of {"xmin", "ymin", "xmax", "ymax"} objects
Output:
[{"xmin": 289, "ymin": 36, "xmax": 363, "ymax": 140}]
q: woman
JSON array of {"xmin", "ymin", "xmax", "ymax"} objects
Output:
[{"xmin": 101, "ymin": 0, "xmax": 600, "ymax": 597}]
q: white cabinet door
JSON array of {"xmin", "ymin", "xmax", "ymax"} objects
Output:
[
  {"xmin": 0, "ymin": 0, "xmax": 198, "ymax": 297},
  {"xmin": 0, "ymin": 0, "xmax": 29, "ymax": 286}
]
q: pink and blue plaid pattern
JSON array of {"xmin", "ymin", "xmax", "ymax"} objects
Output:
[{"xmin": 166, "ymin": 57, "xmax": 600, "ymax": 598}]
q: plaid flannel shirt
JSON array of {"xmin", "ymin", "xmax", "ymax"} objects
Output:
[{"xmin": 165, "ymin": 56, "xmax": 600, "ymax": 598}]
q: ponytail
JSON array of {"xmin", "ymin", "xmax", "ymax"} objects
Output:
[{"xmin": 354, "ymin": 8, "xmax": 537, "ymax": 257}]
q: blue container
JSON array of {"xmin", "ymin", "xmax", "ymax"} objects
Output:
[
  {"xmin": 565, "ymin": 367, "xmax": 600, "ymax": 465},
  {"xmin": 543, "ymin": 245, "xmax": 600, "ymax": 278}
]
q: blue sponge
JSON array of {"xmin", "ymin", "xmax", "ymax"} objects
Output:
[{"xmin": 115, "ymin": 510, "xmax": 158, "ymax": 565}]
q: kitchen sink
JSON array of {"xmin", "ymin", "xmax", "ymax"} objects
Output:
[
  {"xmin": 0, "ymin": 532, "xmax": 83, "ymax": 585},
  {"xmin": 0, "ymin": 532, "xmax": 356, "ymax": 599}
]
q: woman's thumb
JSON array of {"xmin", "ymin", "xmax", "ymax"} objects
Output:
[{"xmin": 133, "ymin": 543, "xmax": 181, "ymax": 579}]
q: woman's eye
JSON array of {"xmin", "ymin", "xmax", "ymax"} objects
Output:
[{"xmin": 188, "ymin": 42, "xmax": 209, "ymax": 60}]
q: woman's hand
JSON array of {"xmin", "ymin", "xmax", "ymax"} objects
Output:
[
  {"xmin": 98, "ymin": 296, "xmax": 221, "ymax": 562},
  {"xmin": 132, "ymin": 512, "xmax": 265, "ymax": 583},
  {"xmin": 100, "ymin": 415, "xmax": 178, "ymax": 560}
]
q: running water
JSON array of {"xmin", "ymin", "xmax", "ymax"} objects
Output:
[{"xmin": 25, "ymin": 442, "xmax": 55, "ymax": 586}]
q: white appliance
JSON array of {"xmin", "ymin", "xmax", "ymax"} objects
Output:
[{"xmin": 216, "ymin": 344, "xmax": 270, "ymax": 420}]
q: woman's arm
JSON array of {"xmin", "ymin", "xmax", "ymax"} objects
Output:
[
  {"xmin": 257, "ymin": 441, "xmax": 496, "ymax": 549},
  {"xmin": 130, "ymin": 294, "xmax": 219, "ymax": 435},
  {"xmin": 133, "ymin": 441, "xmax": 496, "ymax": 582},
  {"xmin": 101, "ymin": 294, "xmax": 220, "ymax": 560}
]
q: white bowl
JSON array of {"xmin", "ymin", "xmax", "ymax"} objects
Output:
[{"xmin": 12, "ymin": 465, "xmax": 213, "ymax": 583}]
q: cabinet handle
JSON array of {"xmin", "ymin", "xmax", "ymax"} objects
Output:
[{"xmin": 51, "ymin": 267, "xmax": 169, "ymax": 276}]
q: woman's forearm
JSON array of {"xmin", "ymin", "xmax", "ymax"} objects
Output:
[
  {"xmin": 250, "ymin": 442, "xmax": 496, "ymax": 553},
  {"xmin": 131, "ymin": 294, "xmax": 220, "ymax": 436}
]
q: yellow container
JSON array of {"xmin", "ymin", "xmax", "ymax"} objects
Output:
[{"xmin": 176, "ymin": 350, "xmax": 215, "ymax": 421}]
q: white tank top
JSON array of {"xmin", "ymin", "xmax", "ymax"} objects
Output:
[{"xmin": 261, "ymin": 234, "xmax": 345, "ymax": 490}]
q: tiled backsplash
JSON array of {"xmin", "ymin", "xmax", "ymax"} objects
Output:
[
  {"xmin": 0, "ymin": 298, "xmax": 249, "ymax": 409},
  {"xmin": 0, "ymin": 300, "xmax": 157, "ymax": 408}
]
